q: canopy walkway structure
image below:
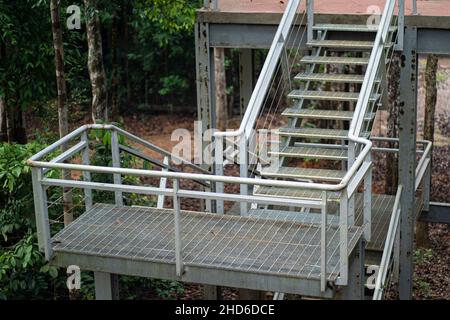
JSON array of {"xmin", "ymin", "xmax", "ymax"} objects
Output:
[{"xmin": 28, "ymin": 0, "xmax": 450, "ymax": 300}]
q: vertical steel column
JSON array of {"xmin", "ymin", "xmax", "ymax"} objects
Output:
[
  {"xmin": 239, "ymin": 49, "xmax": 253, "ymax": 118},
  {"xmin": 306, "ymin": 0, "xmax": 314, "ymax": 43},
  {"xmin": 81, "ymin": 132, "xmax": 92, "ymax": 210},
  {"xmin": 397, "ymin": 0, "xmax": 405, "ymax": 51},
  {"xmin": 94, "ymin": 271, "xmax": 119, "ymax": 300},
  {"xmin": 173, "ymin": 179, "xmax": 183, "ymax": 277},
  {"xmin": 195, "ymin": 21, "xmax": 214, "ymax": 158},
  {"xmin": 31, "ymin": 168, "xmax": 52, "ymax": 260},
  {"xmin": 337, "ymin": 239, "xmax": 365, "ymax": 300},
  {"xmin": 111, "ymin": 130, "xmax": 123, "ymax": 206},
  {"xmin": 398, "ymin": 26, "xmax": 418, "ymax": 300}
]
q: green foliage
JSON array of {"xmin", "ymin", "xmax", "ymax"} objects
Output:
[{"xmin": 0, "ymin": 141, "xmax": 66, "ymax": 299}]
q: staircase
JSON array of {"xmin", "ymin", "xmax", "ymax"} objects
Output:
[{"xmin": 253, "ymin": 22, "xmax": 396, "ymax": 203}]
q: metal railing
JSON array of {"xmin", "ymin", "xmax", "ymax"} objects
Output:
[
  {"xmin": 372, "ymin": 138, "xmax": 431, "ymax": 300},
  {"xmin": 28, "ymin": 124, "xmax": 372, "ymax": 291}
]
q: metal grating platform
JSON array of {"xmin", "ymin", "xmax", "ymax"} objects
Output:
[{"xmin": 52, "ymin": 204, "xmax": 363, "ymax": 281}]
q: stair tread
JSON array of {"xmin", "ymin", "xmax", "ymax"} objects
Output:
[
  {"xmin": 307, "ymin": 40, "xmax": 375, "ymax": 49},
  {"xmin": 288, "ymin": 90, "xmax": 380, "ymax": 102},
  {"xmin": 276, "ymin": 127, "xmax": 370, "ymax": 139},
  {"xmin": 261, "ymin": 166, "xmax": 346, "ymax": 182},
  {"xmin": 282, "ymin": 108, "xmax": 375, "ymax": 120},
  {"xmin": 269, "ymin": 146, "xmax": 348, "ymax": 160},
  {"xmin": 295, "ymin": 72, "xmax": 366, "ymax": 83},
  {"xmin": 301, "ymin": 56, "xmax": 369, "ymax": 65},
  {"xmin": 313, "ymin": 24, "xmax": 397, "ymax": 32},
  {"xmin": 253, "ymin": 185, "xmax": 341, "ymax": 201}
]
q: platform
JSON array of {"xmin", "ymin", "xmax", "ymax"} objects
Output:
[{"xmin": 51, "ymin": 204, "xmax": 363, "ymax": 295}]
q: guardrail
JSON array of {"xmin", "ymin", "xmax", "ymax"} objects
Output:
[{"xmin": 28, "ymin": 124, "xmax": 373, "ymax": 291}]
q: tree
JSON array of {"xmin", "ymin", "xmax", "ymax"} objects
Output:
[
  {"xmin": 416, "ymin": 54, "xmax": 438, "ymax": 248},
  {"xmin": 50, "ymin": 0, "xmax": 73, "ymax": 227},
  {"xmin": 0, "ymin": 1, "xmax": 54, "ymax": 144},
  {"xmin": 84, "ymin": 0, "xmax": 109, "ymax": 122}
]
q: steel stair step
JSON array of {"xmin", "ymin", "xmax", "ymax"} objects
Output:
[
  {"xmin": 294, "ymin": 72, "xmax": 367, "ymax": 84},
  {"xmin": 288, "ymin": 90, "xmax": 380, "ymax": 102},
  {"xmin": 269, "ymin": 146, "xmax": 348, "ymax": 160},
  {"xmin": 282, "ymin": 108, "xmax": 375, "ymax": 121},
  {"xmin": 261, "ymin": 166, "xmax": 346, "ymax": 182},
  {"xmin": 301, "ymin": 55, "xmax": 369, "ymax": 66},
  {"xmin": 253, "ymin": 185, "xmax": 341, "ymax": 202},
  {"xmin": 276, "ymin": 127, "xmax": 370, "ymax": 140},
  {"xmin": 307, "ymin": 40, "xmax": 392, "ymax": 50},
  {"xmin": 313, "ymin": 24, "xmax": 397, "ymax": 33}
]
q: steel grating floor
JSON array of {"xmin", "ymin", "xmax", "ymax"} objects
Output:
[{"xmin": 52, "ymin": 204, "xmax": 363, "ymax": 281}]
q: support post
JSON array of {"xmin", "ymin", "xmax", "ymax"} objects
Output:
[
  {"xmin": 398, "ymin": 26, "xmax": 418, "ymax": 300},
  {"xmin": 239, "ymin": 135, "xmax": 249, "ymax": 216},
  {"xmin": 397, "ymin": 0, "xmax": 405, "ymax": 51},
  {"xmin": 239, "ymin": 49, "xmax": 253, "ymax": 117},
  {"xmin": 337, "ymin": 239, "xmax": 365, "ymax": 300},
  {"xmin": 306, "ymin": 0, "xmax": 314, "ymax": 43},
  {"xmin": 81, "ymin": 132, "xmax": 92, "ymax": 210},
  {"xmin": 94, "ymin": 272, "xmax": 119, "ymax": 300}
]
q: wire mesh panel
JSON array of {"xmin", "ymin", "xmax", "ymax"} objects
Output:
[{"xmin": 53, "ymin": 204, "xmax": 363, "ymax": 281}]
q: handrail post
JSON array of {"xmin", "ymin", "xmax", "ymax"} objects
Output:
[
  {"xmin": 363, "ymin": 153, "xmax": 372, "ymax": 241},
  {"xmin": 306, "ymin": 0, "xmax": 314, "ymax": 43},
  {"xmin": 215, "ymin": 135, "xmax": 225, "ymax": 214},
  {"xmin": 423, "ymin": 155, "xmax": 431, "ymax": 211},
  {"xmin": 173, "ymin": 179, "xmax": 183, "ymax": 277},
  {"xmin": 239, "ymin": 134, "xmax": 249, "ymax": 216},
  {"xmin": 338, "ymin": 190, "xmax": 348, "ymax": 285},
  {"xmin": 111, "ymin": 130, "xmax": 123, "ymax": 206},
  {"xmin": 31, "ymin": 167, "xmax": 53, "ymax": 260},
  {"xmin": 81, "ymin": 131, "xmax": 93, "ymax": 210},
  {"xmin": 320, "ymin": 191, "xmax": 328, "ymax": 292}
]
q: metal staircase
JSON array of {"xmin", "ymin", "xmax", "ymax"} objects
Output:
[{"xmin": 28, "ymin": 0, "xmax": 434, "ymax": 301}]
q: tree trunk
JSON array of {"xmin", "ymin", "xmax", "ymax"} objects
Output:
[
  {"xmin": 386, "ymin": 53, "xmax": 400, "ymax": 195},
  {"xmin": 0, "ymin": 94, "xmax": 6, "ymax": 142},
  {"xmin": 417, "ymin": 54, "xmax": 438, "ymax": 248},
  {"xmin": 84, "ymin": 0, "xmax": 108, "ymax": 123},
  {"xmin": 214, "ymin": 48, "xmax": 227, "ymax": 131},
  {"xmin": 122, "ymin": 0, "xmax": 131, "ymax": 108},
  {"xmin": 51, "ymin": 0, "xmax": 73, "ymax": 226},
  {"xmin": 111, "ymin": 14, "xmax": 119, "ymax": 121}
]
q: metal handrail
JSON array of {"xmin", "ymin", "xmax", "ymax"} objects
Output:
[
  {"xmin": 27, "ymin": 125, "xmax": 369, "ymax": 193},
  {"xmin": 349, "ymin": 0, "xmax": 397, "ymax": 138},
  {"xmin": 373, "ymin": 185, "xmax": 403, "ymax": 300},
  {"xmin": 213, "ymin": 0, "xmax": 301, "ymax": 140}
]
